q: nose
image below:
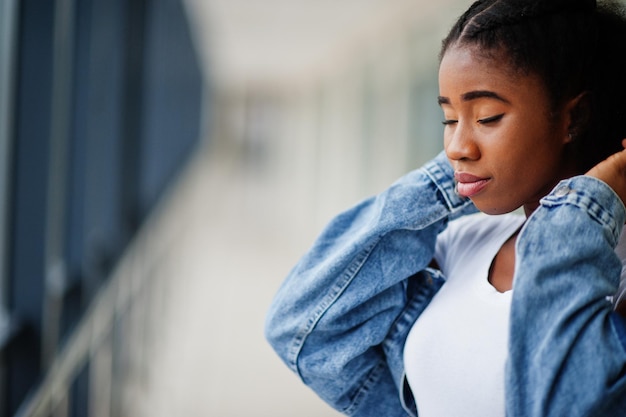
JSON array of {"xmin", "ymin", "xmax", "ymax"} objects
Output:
[{"xmin": 444, "ymin": 123, "xmax": 480, "ymax": 162}]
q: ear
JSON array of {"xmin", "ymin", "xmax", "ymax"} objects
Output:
[{"xmin": 563, "ymin": 92, "xmax": 591, "ymax": 144}]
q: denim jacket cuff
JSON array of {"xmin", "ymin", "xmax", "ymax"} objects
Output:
[
  {"xmin": 540, "ymin": 175, "xmax": 626, "ymax": 246},
  {"xmin": 421, "ymin": 151, "xmax": 468, "ymax": 212}
]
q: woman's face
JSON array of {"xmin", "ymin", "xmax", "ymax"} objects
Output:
[{"xmin": 439, "ymin": 45, "xmax": 577, "ymax": 215}]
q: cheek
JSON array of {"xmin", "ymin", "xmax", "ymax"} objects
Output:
[{"xmin": 503, "ymin": 122, "xmax": 561, "ymax": 161}]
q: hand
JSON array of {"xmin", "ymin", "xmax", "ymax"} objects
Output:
[{"xmin": 586, "ymin": 139, "xmax": 626, "ymax": 206}]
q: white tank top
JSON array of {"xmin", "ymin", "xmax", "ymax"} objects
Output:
[
  {"xmin": 403, "ymin": 213, "xmax": 524, "ymax": 417},
  {"xmin": 404, "ymin": 212, "xmax": 626, "ymax": 416}
]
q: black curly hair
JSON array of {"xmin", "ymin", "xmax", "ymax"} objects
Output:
[{"xmin": 441, "ymin": 0, "xmax": 626, "ymax": 172}]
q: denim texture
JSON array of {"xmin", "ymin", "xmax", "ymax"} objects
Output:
[
  {"xmin": 508, "ymin": 176, "xmax": 626, "ymax": 417},
  {"xmin": 265, "ymin": 152, "xmax": 626, "ymax": 416}
]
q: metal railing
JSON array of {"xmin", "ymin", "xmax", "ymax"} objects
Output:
[{"xmin": 14, "ymin": 167, "xmax": 186, "ymax": 417}]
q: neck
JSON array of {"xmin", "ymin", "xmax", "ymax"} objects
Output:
[{"xmin": 523, "ymin": 163, "xmax": 582, "ymax": 218}]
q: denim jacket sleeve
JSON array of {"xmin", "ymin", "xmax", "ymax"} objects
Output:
[
  {"xmin": 265, "ymin": 152, "xmax": 476, "ymax": 416},
  {"xmin": 507, "ymin": 176, "xmax": 626, "ymax": 417}
]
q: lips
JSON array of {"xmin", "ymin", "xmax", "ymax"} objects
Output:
[{"xmin": 454, "ymin": 172, "xmax": 491, "ymax": 198}]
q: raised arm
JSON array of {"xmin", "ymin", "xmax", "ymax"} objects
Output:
[
  {"xmin": 265, "ymin": 152, "xmax": 475, "ymax": 416},
  {"xmin": 506, "ymin": 144, "xmax": 626, "ymax": 416}
]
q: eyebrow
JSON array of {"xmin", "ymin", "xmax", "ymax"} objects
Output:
[{"xmin": 438, "ymin": 90, "xmax": 511, "ymax": 105}]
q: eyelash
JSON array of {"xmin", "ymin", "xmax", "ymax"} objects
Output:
[
  {"xmin": 478, "ymin": 114, "xmax": 504, "ymax": 124},
  {"xmin": 441, "ymin": 114, "xmax": 504, "ymax": 126}
]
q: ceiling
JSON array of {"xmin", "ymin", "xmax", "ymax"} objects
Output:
[{"xmin": 183, "ymin": 0, "xmax": 463, "ymax": 88}]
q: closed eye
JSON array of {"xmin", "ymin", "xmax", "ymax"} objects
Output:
[
  {"xmin": 477, "ymin": 114, "xmax": 504, "ymax": 124},
  {"xmin": 442, "ymin": 119, "xmax": 458, "ymax": 126}
]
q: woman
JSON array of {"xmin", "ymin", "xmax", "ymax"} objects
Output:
[{"xmin": 265, "ymin": 0, "xmax": 626, "ymax": 416}]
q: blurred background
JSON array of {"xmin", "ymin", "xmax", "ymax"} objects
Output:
[{"xmin": 0, "ymin": 0, "xmax": 471, "ymax": 416}]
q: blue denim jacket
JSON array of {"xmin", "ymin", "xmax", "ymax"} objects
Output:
[{"xmin": 265, "ymin": 151, "xmax": 626, "ymax": 416}]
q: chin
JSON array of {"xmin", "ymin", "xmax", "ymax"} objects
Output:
[{"xmin": 472, "ymin": 199, "xmax": 521, "ymax": 216}]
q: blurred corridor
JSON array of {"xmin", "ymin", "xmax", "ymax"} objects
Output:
[
  {"xmin": 121, "ymin": 145, "xmax": 346, "ymax": 417},
  {"xmin": 0, "ymin": 0, "xmax": 472, "ymax": 416},
  {"xmin": 132, "ymin": 1, "xmax": 468, "ymax": 414}
]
